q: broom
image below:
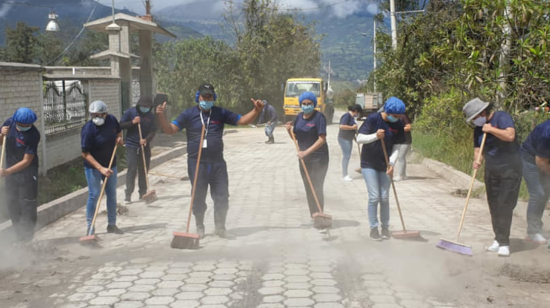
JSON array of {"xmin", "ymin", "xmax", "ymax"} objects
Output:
[
  {"xmin": 437, "ymin": 133, "xmax": 487, "ymax": 256},
  {"xmin": 138, "ymin": 123, "xmax": 157, "ymax": 204},
  {"xmin": 171, "ymin": 125, "xmax": 205, "ymax": 249},
  {"xmin": 290, "ymin": 130, "xmax": 332, "ymax": 229},
  {"xmin": 381, "ymin": 138, "xmax": 421, "ymax": 239},
  {"xmin": 79, "ymin": 145, "xmax": 118, "ymax": 245}
]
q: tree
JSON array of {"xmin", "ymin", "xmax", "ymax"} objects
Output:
[{"xmin": 3, "ymin": 22, "xmax": 39, "ymax": 63}]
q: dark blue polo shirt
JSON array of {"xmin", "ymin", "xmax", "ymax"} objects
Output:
[
  {"xmin": 2, "ymin": 118, "xmax": 40, "ymax": 174},
  {"xmin": 358, "ymin": 112, "xmax": 405, "ymax": 171},
  {"xmin": 474, "ymin": 111, "xmax": 519, "ymax": 166},
  {"xmin": 338, "ymin": 112, "xmax": 356, "ymax": 140},
  {"xmin": 172, "ymin": 106, "xmax": 241, "ymax": 162},
  {"xmin": 521, "ymin": 120, "xmax": 550, "ymax": 163},
  {"xmin": 120, "ymin": 107, "xmax": 157, "ymax": 148},
  {"xmin": 81, "ymin": 114, "xmax": 121, "ymax": 169},
  {"xmin": 293, "ymin": 111, "xmax": 329, "ymax": 161}
]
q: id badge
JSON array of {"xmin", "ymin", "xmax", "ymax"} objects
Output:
[{"xmin": 203, "ymin": 139, "xmax": 207, "ymax": 148}]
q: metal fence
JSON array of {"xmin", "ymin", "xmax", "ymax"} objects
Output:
[{"xmin": 44, "ymin": 80, "xmax": 88, "ymax": 134}]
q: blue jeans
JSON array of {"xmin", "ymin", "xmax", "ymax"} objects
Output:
[
  {"xmin": 85, "ymin": 166, "xmax": 118, "ymax": 229},
  {"xmin": 338, "ymin": 137, "xmax": 353, "ymax": 177},
  {"xmin": 521, "ymin": 153, "xmax": 550, "ymax": 235},
  {"xmin": 265, "ymin": 122, "xmax": 277, "ymax": 138},
  {"xmin": 362, "ymin": 167, "xmax": 391, "ymax": 229}
]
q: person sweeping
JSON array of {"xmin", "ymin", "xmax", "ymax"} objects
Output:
[
  {"xmin": 0, "ymin": 108, "xmax": 41, "ymax": 243},
  {"xmin": 338, "ymin": 104, "xmax": 362, "ymax": 182},
  {"xmin": 156, "ymin": 83, "xmax": 264, "ymax": 240},
  {"xmin": 394, "ymin": 113, "xmax": 412, "ymax": 182},
  {"xmin": 463, "ymin": 98, "xmax": 521, "ymax": 257},
  {"xmin": 257, "ymin": 100, "xmax": 278, "ymax": 144},
  {"xmin": 120, "ymin": 96, "xmax": 157, "ymax": 204},
  {"xmin": 285, "ymin": 91, "xmax": 330, "ymax": 230},
  {"xmin": 357, "ymin": 97, "xmax": 406, "ymax": 241},
  {"xmin": 81, "ymin": 101, "xmax": 125, "ymax": 235}
]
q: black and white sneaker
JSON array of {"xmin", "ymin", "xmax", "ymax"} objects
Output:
[
  {"xmin": 197, "ymin": 225, "xmax": 205, "ymax": 239},
  {"xmin": 370, "ymin": 228, "xmax": 382, "ymax": 241},
  {"xmin": 381, "ymin": 228, "xmax": 390, "ymax": 240}
]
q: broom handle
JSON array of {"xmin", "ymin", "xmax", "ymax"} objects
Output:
[
  {"xmin": 186, "ymin": 125, "xmax": 206, "ymax": 233},
  {"xmin": 0, "ymin": 135, "xmax": 6, "ymax": 170},
  {"xmin": 456, "ymin": 133, "xmax": 487, "ymax": 241},
  {"xmin": 381, "ymin": 138, "xmax": 407, "ymax": 232},
  {"xmin": 138, "ymin": 123, "xmax": 151, "ymax": 191},
  {"xmin": 88, "ymin": 144, "xmax": 118, "ymax": 235},
  {"xmin": 290, "ymin": 130, "xmax": 324, "ymax": 214}
]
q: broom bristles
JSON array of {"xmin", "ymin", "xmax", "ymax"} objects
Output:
[{"xmin": 437, "ymin": 238, "xmax": 473, "ymax": 256}]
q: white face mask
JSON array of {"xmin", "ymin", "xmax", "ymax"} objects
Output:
[
  {"xmin": 472, "ymin": 116, "xmax": 486, "ymax": 127},
  {"xmin": 92, "ymin": 117, "xmax": 105, "ymax": 126}
]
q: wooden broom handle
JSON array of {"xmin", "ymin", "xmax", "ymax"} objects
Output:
[
  {"xmin": 138, "ymin": 123, "xmax": 151, "ymax": 190},
  {"xmin": 89, "ymin": 144, "xmax": 118, "ymax": 235},
  {"xmin": 381, "ymin": 138, "xmax": 407, "ymax": 231},
  {"xmin": 456, "ymin": 133, "xmax": 487, "ymax": 241},
  {"xmin": 290, "ymin": 129, "xmax": 324, "ymax": 214},
  {"xmin": 0, "ymin": 135, "xmax": 6, "ymax": 170},
  {"xmin": 186, "ymin": 125, "xmax": 206, "ymax": 233}
]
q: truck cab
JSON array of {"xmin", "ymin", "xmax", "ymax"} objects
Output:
[{"xmin": 283, "ymin": 78, "xmax": 334, "ymax": 124}]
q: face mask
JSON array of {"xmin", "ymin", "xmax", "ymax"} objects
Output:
[
  {"xmin": 472, "ymin": 116, "xmax": 486, "ymax": 127},
  {"xmin": 16, "ymin": 125, "xmax": 31, "ymax": 132},
  {"xmin": 387, "ymin": 115, "xmax": 399, "ymax": 123},
  {"xmin": 93, "ymin": 117, "xmax": 105, "ymax": 126},
  {"xmin": 139, "ymin": 106, "xmax": 151, "ymax": 113},
  {"xmin": 199, "ymin": 101, "xmax": 214, "ymax": 110},
  {"xmin": 302, "ymin": 105, "xmax": 315, "ymax": 114}
]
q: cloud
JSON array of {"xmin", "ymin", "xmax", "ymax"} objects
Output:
[{"xmin": 0, "ymin": 3, "xmax": 12, "ymax": 18}]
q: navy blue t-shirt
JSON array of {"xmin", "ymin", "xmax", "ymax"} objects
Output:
[
  {"xmin": 172, "ymin": 106, "xmax": 241, "ymax": 162},
  {"xmin": 521, "ymin": 120, "xmax": 550, "ymax": 163},
  {"xmin": 338, "ymin": 112, "xmax": 357, "ymax": 140},
  {"xmin": 293, "ymin": 111, "xmax": 329, "ymax": 161},
  {"xmin": 81, "ymin": 114, "xmax": 121, "ymax": 169},
  {"xmin": 358, "ymin": 112, "xmax": 405, "ymax": 171},
  {"xmin": 120, "ymin": 107, "xmax": 157, "ymax": 148},
  {"xmin": 474, "ymin": 111, "xmax": 519, "ymax": 166},
  {"xmin": 2, "ymin": 118, "xmax": 40, "ymax": 174}
]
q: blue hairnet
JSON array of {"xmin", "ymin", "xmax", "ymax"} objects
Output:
[
  {"xmin": 299, "ymin": 91, "xmax": 317, "ymax": 107},
  {"xmin": 384, "ymin": 97, "xmax": 406, "ymax": 114},
  {"xmin": 13, "ymin": 107, "xmax": 37, "ymax": 124}
]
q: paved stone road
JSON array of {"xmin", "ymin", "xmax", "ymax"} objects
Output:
[{"xmin": 1, "ymin": 118, "xmax": 549, "ymax": 308}]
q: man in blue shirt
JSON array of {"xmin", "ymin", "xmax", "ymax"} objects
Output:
[
  {"xmin": 257, "ymin": 100, "xmax": 278, "ymax": 144},
  {"xmin": 1, "ymin": 107, "xmax": 41, "ymax": 243},
  {"xmin": 156, "ymin": 83, "xmax": 264, "ymax": 239},
  {"xmin": 120, "ymin": 96, "xmax": 157, "ymax": 203}
]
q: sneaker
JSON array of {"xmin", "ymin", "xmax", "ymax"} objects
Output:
[
  {"xmin": 107, "ymin": 225, "xmax": 124, "ymax": 234},
  {"xmin": 319, "ymin": 229, "xmax": 328, "ymax": 234},
  {"xmin": 197, "ymin": 225, "xmax": 205, "ymax": 239},
  {"xmin": 343, "ymin": 175, "xmax": 354, "ymax": 182},
  {"xmin": 124, "ymin": 199, "xmax": 131, "ymax": 205},
  {"xmin": 381, "ymin": 228, "xmax": 390, "ymax": 240},
  {"xmin": 498, "ymin": 246, "xmax": 510, "ymax": 257},
  {"xmin": 370, "ymin": 228, "xmax": 382, "ymax": 241},
  {"xmin": 485, "ymin": 240, "xmax": 499, "ymax": 252},
  {"xmin": 393, "ymin": 177, "xmax": 403, "ymax": 182},
  {"xmin": 215, "ymin": 228, "xmax": 235, "ymax": 239},
  {"xmin": 525, "ymin": 233, "xmax": 547, "ymax": 244}
]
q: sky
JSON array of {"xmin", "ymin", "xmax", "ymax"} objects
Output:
[{"xmin": 95, "ymin": 0, "xmax": 379, "ymax": 18}]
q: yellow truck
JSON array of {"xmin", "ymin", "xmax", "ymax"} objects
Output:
[{"xmin": 283, "ymin": 78, "xmax": 334, "ymax": 124}]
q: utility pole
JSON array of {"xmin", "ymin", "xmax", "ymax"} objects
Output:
[
  {"xmin": 373, "ymin": 19, "xmax": 377, "ymax": 92},
  {"xmin": 390, "ymin": 0, "xmax": 397, "ymax": 50},
  {"xmin": 328, "ymin": 60, "xmax": 331, "ymax": 89}
]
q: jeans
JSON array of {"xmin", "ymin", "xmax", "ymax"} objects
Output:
[
  {"xmin": 522, "ymin": 152, "xmax": 550, "ymax": 235},
  {"xmin": 362, "ymin": 167, "xmax": 390, "ymax": 229},
  {"xmin": 338, "ymin": 137, "xmax": 353, "ymax": 177},
  {"xmin": 299, "ymin": 156, "xmax": 329, "ymax": 216},
  {"xmin": 85, "ymin": 166, "xmax": 118, "ymax": 229},
  {"xmin": 395, "ymin": 144, "xmax": 411, "ymax": 180},
  {"xmin": 125, "ymin": 146, "xmax": 151, "ymax": 199},
  {"xmin": 6, "ymin": 171, "xmax": 38, "ymax": 242},
  {"xmin": 265, "ymin": 121, "xmax": 277, "ymax": 138},
  {"xmin": 187, "ymin": 159, "xmax": 230, "ymax": 230}
]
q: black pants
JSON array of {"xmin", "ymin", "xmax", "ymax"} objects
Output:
[
  {"xmin": 6, "ymin": 172, "xmax": 38, "ymax": 242},
  {"xmin": 187, "ymin": 159, "xmax": 229, "ymax": 230},
  {"xmin": 299, "ymin": 155, "xmax": 329, "ymax": 217},
  {"xmin": 125, "ymin": 146, "xmax": 151, "ymax": 199},
  {"xmin": 485, "ymin": 160, "xmax": 522, "ymax": 246}
]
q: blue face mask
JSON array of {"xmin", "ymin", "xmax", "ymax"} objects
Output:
[
  {"xmin": 387, "ymin": 115, "xmax": 399, "ymax": 123},
  {"xmin": 302, "ymin": 105, "xmax": 315, "ymax": 114},
  {"xmin": 199, "ymin": 101, "xmax": 214, "ymax": 110},
  {"xmin": 16, "ymin": 124, "xmax": 31, "ymax": 132},
  {"xmin": 139, "ymin": 106, "xmax": 151, "ymax": 113}
]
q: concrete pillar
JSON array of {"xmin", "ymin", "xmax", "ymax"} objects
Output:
[{"xmin": 139, "ymin": 30, "xmax": 153, "ymax": 99}]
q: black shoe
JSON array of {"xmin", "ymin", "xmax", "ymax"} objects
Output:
[
  {"xmin": 265, "ymin": 138, "xmax": 274, "ymax": 144},
  {"xmin": 381, "ymin": 228, "xmax": 390, "ymax": 240},
  {"xmin": 370, "ymin": 228, "xmax": 382, "ymax": 241},
  {"xmin": 215, "ymin": 228, "xmax": 235, "ymax": 239},
  {"xmin": 107, "ymin": 225, "xmax": 124, "ymax": 234},
  {"xmin": 197, "ymin": 225, "xmax": 205, "ymax": 239}
]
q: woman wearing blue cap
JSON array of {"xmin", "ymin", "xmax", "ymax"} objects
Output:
[
  {"xmin": 285, "ymin": 92, "xmax": 329, "ymax": 227},
  {"xmin": 357, "ymin": 97, "xmax": 406, "ymax": 241},
  {"xmin": 0, "ymin": 107, "xmax": 41, "ymax": 243}
]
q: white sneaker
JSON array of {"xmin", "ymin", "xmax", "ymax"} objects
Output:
[
  {"xmin": 393, "ymin": 177, "xmax": 403, "ymax": 182},
  {"xmin": 124, "ymin": 199, "xmax": 131, "ymax": 205},
  {"xmin": 525, "ymin": 233, "xmax": 547, "ymax": 244},
  {"xmin": 343, "ymin": 175, "xmax": 353, "ymax": 182},
  {"xmin": 498, "ymin": 246, "xmax": 510, "ymax": 257},
  {"xmin": 485, "ymin": 240, "xmax": 499, "ymax": 252}
]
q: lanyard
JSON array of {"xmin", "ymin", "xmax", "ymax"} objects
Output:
[{"xmin": 199, "ymin": 111, "xmax": 211, "ymax": 138}]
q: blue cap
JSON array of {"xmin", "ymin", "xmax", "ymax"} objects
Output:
[
  {"xmin": 384, "ymin": 97, "xmax": 406, "ymax": 114},
  {"xmin": 299, "ymin": 91, "xmax": 317, "ymax": 107},
  {"xmin": 13, "ymin": 107, "xmax": 37, "ymax": 124}
]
